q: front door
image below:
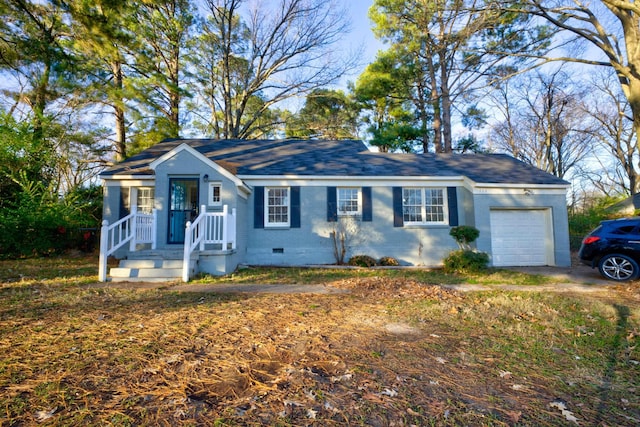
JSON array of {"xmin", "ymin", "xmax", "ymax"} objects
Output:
[{"xmin": 168, "ymin": 178, "xmax": 199, "ymax": 244}]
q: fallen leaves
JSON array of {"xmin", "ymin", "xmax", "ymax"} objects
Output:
[
  {"xmin": 549, "ymin": 399, "xmax": 579, "ymax": 424},
  {"xmin": 34, "ymin": 407, "xmax": 57, "ymax": 423},
  {"xmin": 2, "ymin": 272, "xmax": 638, "ymax": 426}
]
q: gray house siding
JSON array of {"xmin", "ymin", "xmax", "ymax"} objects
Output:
[
  {"xmin": 460, "ymin": 187, "xmax": 476, "ymax": 228},
  {"xmin": 102, "ymin": 185, "xmax": 122, "ymax": 224},
  {"xmin": 243, "ymin": 184, "xmax": 463, "ymax": 267},
  {"xmin": 154, "ymin": 149, "xmax": 242, "ymax": 249},
  {"xmin": 365, "ymin": 186, "xmax": 460, "ymax": 266},
  {"xmin": 245, "ymin": 186, "xmax": 336, "ymax": 265}
]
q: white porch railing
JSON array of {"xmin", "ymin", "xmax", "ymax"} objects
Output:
[
  {"xmin": 98, "ymin": 208, "xmax": 157, "ymax": 281},
  {"xmin": 99, "ymin": 205, "xmax": 236, "ymax": 282},
  {"xmin": 183, "ymin": 204, "xmax": 237, "ymax": 282}
]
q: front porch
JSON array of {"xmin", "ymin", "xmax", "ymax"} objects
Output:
[{"xmin": 99, "ymin": 205, "xmax": 237, "ymax": 282}]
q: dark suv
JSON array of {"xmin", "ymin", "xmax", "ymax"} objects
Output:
[{"xmin": 578, "ymin": 218, "xmax": 640, "ymax": 281}]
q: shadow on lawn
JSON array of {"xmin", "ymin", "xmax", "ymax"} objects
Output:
[{"xmin": 596, "ymin": 303, "xmax": 633, "ymax": 423}]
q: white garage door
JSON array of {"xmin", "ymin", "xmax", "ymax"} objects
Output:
[{"xmin": 490, "ymin": 209, "xmax": 552, "ymax": 267}]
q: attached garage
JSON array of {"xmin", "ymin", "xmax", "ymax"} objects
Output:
[{"xmin": 489, "ymin": 209, "xmax": 554, "ymax": 267}]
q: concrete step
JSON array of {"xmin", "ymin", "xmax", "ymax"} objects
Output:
[
  {"xmin": 110, "ymin": 268, "xmax": 184, "ymax": 283},
  {"xmin": 109, "ymin": 256, "xmax": 194, "ymax": 282},
  {"xmin": 128, "ymin": 250, "xmax": 185, "ymax": 259},
  {"xmin": 119, "ymin": 259, "xmax": 183, "ymax": 269}
]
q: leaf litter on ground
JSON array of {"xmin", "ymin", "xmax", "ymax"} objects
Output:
[{"xmin": 1, "ymin": 256, "xmax": 639, "ymax": 426}]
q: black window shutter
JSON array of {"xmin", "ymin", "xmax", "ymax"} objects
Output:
[
  {"xmin": 327, "ymin": 187, "xmax": 337, "ymax": 222},
  {"xmin": 254, "ymin": 186, "xmax": 264, "ymax": 229},
  {"xmin": 392, "ymin": 187, "xmax": 404, "ymax": 227},
  {"xmin": 290, "ymin": 186, "xmax": 301, "ymax": 228},
  {"xmin": 362, "ymin": 187, "xmax": 372, "ymax": 221},
  {"xmin": 447, "ymin": 187, "xmax": 459, "ymax": 226}
]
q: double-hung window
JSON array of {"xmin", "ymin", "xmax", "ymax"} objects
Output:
[
  {"xmin": 337, "ymin": 187, "xmax": 361, "ymax": 216},
  {"xmin": 265, "ymin": 187, "xmax": 290, "ymax": 227},
  {"xmin": 136, "ymin": 187, "xmax": 155, "ymax": 214},
  {"xmin": 402, "ymin": 188, "xmax": 447, "ymax": 224}
]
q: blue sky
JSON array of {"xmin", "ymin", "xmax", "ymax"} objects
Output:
[
  {"xmin": 348, "ymin": 1, "xmax": 383, "ymax": 58},
  {"xmin": 334, "ymin": 1, "xmax": 385, "ymax": 88}
]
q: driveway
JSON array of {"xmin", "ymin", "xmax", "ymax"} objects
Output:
[{"xmin": 506, "ymin": 262, "xmax": 611, "ymax": 286}]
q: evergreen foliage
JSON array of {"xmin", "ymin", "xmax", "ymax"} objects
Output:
[
  {"xmin": 445, "ymin": 225, "xmax": 488, "ymax": 273},
  {"xmin": 449, "ymin": 226, "xmax": 480, "ymax": 250},
  {"xmin": 443, "ymin": 250, "xmax": 490, "ymax": 274},
  {"xmin": 0, "ymin": 183, "xmax": 102, "ymax": 258},
  {"xmin": 347, "ymin": 255, "xmax": 378, "ymax": 267}
]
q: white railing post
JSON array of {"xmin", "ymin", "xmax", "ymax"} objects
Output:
[
  {"xmin": 129, "ymin": 207, "xmax": 137, "ymax": 252},
  {"xmin": 199, "ymin": 205, "xmax": 207, "ymax": 251},
  {"xmin": 221, "ymin": 204, "xmax": 228, "ymax": 250},
  {"xmin": 98, "ymin": 220, "xmax": 109, "ymax": 282},
  {"xmin": 151, "ymin": 208, "xmax": 158, "ymax": 250},
  {"xmin": 182, "ymin": 221, "xmax": 192, "ymax": 282},
  {"xmin": 231, "ymin": 208, "xmax": 237, "ymax": 249}
]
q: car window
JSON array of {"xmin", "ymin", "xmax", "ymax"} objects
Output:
[{"xmin": 610, "ymin": 225, "xmax": 639, "ymax": 235}]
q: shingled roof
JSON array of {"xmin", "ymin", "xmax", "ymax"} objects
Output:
[{"xmin": 100, "ymin": 138, "xmax": 569, "ymax": 186}]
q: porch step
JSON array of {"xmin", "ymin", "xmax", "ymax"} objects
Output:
[
  {"xmin": 109, "ymin": 255, "xmax": 193, "ymax": 282},
  {"xmin": 110, "ymin": 267, "xmax": 183, "ymax": 282},
  {"xmin": 119, "ymin": 259, "xmax": 183, "ymax": 269}
]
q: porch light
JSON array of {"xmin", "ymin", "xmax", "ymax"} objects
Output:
[{"xmin": 203, "ymin": 174, "xmax": 209, "ymax": 183}]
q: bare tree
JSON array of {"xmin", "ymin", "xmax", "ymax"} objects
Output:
[
  {"xmin": 190, "ymin": 0, "xmax": 357, "ymax": 139},
  {"xmin": 489, "ymin": 67, "xmax": 593, "ymax": 179},
  {"xmin": 584, "ymin": 70, "xmax": 639, "ymax": 194},
  {"xmin": 519, "ymin": 0, "xmax": 640, "ymax": 164}
]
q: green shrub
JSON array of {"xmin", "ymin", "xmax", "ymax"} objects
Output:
[
  {"xmin": 449, "ymin": 226, "xmax": 480, "ymax": 249},
  {"xmin": 568, "ymin": 196, "xmax": 627, "ymax": 250},
  {"xmin": 0, "ymin": 185, "xmax": 102, "ymax": 259},
  {"xmin": 347, "ymin": 255, "xmax": 377, "ymax": 267},
  {"xmin": 378, "ymin": 256, "xmax": 400, "ymax": 266},
  {"xmin": 443, "ymin": 250, "xmax": 489, "ymax": 274}
]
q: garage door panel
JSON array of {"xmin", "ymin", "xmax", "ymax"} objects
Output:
[{"xmin": 490, "ymin": 209, "xmax": 552, "ymax": 267}]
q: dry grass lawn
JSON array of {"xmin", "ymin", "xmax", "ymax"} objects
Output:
[{"xmin": 0, "ymin": 255, "xmax": 639, "ymax": 426}]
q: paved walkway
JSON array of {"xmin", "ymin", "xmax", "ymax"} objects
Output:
[
  {"xmin": 165, "ymin": 283, "xmax": 348, "ymax": 294},
  {"xmin": 89, "ymin": 263, "xmax": 617, "ymax": 294}
]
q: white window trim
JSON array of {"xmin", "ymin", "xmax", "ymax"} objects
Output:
[
  {"xmin": 337, "ymin": 187, "xmax": 362, "ymax": 217},
  {"xmin": 208, "ymin": 182, "xmax": 222, "ymax": 206},
  {"xmin": 403, "ymin": 187, "xmax": 448, "ymax": 225},
  {"xmin": 135, "ymin": 187, "xmax": 155, "ymax": 214},
  {"xmin": 264, "ymin": 186, "xmax": 290, "ymax": 227}
]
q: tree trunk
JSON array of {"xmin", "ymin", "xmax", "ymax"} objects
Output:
[
  {"xmin": 169, "ymin": 40, "xmax": 181, "ymax": 138},
  {"xmin": 415, "ymin": 78, "xmax": 430, "ymax": 153},
  {"xmin": 426, "ymin": 56, "xmax": 442, "ymax": 152},
  {"xmin": 112, "ymin": 60, "xmax": 126, "ymax": 161},
  {"xmin": 221, "ymin": 5, "xmax": 233, "ymax": 139},
  {"xmin": 439, "ymin": 51, "xmax": 452, "ymax": 153},
  {"xmin": 32, "ymin": 59, "xmax": 51, "ymax": 144}
]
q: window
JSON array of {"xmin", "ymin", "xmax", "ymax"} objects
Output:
[
  {"xmin": 611, "ymin": 225, "xmax": 639, "ymax": 235},
  {"xmin": 402, "ymin": 188, "xmax": 446, "ymax": 224},
  {"xmin": 209, "ymin": 182, "xmax": 222, "ymax": 206},
  {"xmin": 338, "ymin": 187, "xmax": 361, "ymax": 216},
  {"xmin": 265, "ymin": 187, "xmax": 289, "ymax": 226},
  {"xmin": 137, "ymin": 187, "xmax": 155, "ymax": 214}
]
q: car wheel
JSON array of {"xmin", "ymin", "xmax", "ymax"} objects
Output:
[{"xmin": 597, "ymin": 254, "xmax": 640, "ymax": 281}]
